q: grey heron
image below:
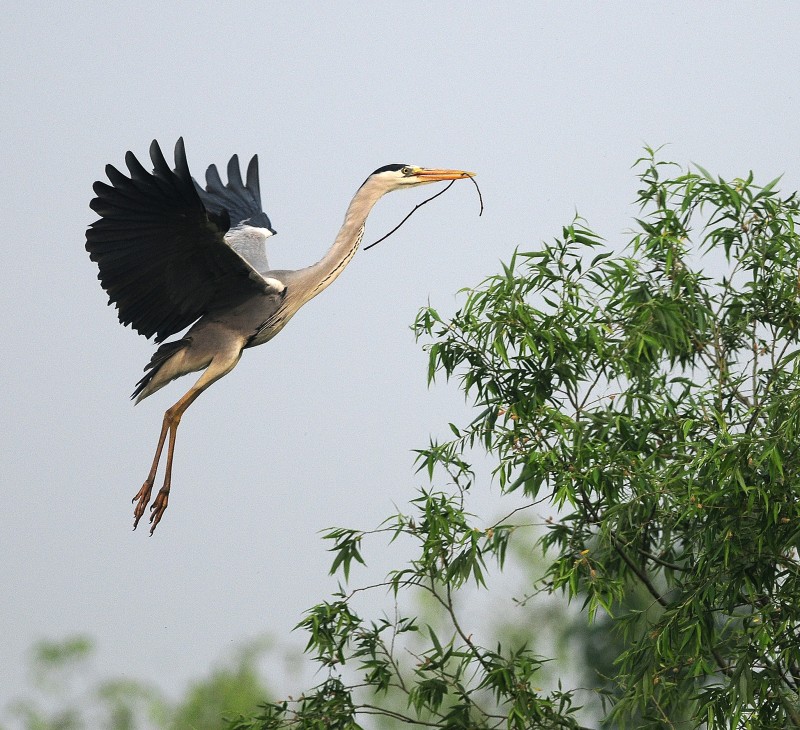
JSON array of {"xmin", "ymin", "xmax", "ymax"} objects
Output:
[{"xmin": 86, "ymin": 139, "xmax": 474, "ymax": 533}]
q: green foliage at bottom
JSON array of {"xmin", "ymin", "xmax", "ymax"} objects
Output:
[{"xmin": 2, "ymin": 636, "xmax": 274, "ymax": 730}]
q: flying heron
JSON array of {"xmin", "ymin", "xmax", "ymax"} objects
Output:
[{"xmin": 86, "ymin": 139, "xmax": 474, "ymax": 533}]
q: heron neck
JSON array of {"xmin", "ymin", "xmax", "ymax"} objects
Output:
[{"xmin": 297, "ymin": 178, "xmax": 387, "ymax": 302}]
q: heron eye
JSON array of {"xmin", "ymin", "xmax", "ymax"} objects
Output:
[{"xmin": 401, "ymin": 166, "xmax": 414, "ymax": 176}]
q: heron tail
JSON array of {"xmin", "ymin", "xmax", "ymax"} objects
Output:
[{"xmin": 132, "ymin": 338, "xmax": 191, "ymax": 402}]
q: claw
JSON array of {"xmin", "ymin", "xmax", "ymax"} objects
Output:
[
  {"xmin": 132, "ymin": 481, "xmax": 154, "ymax": 530},
  {"xmin": 148, "ymin": 488, "xmax": 170, "ymax": 535}
]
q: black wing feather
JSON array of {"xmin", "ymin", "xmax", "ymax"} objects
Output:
[
  {"xmin": 86, "ymin": 138, "xmax": 275, "ymax": 343},
  {"xmin": 194, "ymin": 152, "xmax": 276, "ymax": 234},
  {"xmin": 246, "ymin": 156, "xmax": 261, "ymax": 203}
]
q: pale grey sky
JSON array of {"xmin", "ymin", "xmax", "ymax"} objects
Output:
[{"xmin": 2, "ymin": 0, "xmax": 799, "ymax": 713}]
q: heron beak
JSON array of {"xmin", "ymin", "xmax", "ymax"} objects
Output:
[{"xmin": 413, "ymin": 167, "xmax": 476, "ymax": 182}]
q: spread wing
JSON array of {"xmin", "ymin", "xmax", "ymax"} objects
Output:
[{"xmin": 86, "ymin": 139, "xmax": 282, "ymax": 343}]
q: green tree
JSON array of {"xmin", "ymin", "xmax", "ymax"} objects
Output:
[
  {"xmin": 229, "ymin": 151, "xmax": 800, "ymax": 729},
  {"xmin": 171, "ymin": 639, "xmax": 275, "ymax": 730},
  {"xmin": 2, "ymin": 636, "xmax": 273, "ymax": 730},
  {"xmin": 1, "ymin": 637, "xmax": 167, "ymax": 730}
]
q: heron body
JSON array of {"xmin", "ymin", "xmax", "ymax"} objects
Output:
[{"xmin": 86, "ymin": 139, "xmax": 474, "ymax": 533}]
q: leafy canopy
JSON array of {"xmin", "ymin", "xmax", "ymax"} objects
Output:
[{"xmin": 232, "ymin": 151, "xmax": 800, "ymax": 729}]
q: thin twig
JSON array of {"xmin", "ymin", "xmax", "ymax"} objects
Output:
[
  {"xmin": 470, "ymin": 175, "xmax": 484, "ymax": 215},
  {"xmin": 634, "ymin": 546, "xmax": 687, "ymax": 572},
  {"xmin": 364, "ymin": 181, "xmax": 456, "ymax": 251},
  {"xmin": 489, "ymin": 499, "xmax": 548, "ymax": 529},
  {"xmin": 357, "ymin": 704, "xmax": 444, "ymax": 726},
  {"xmin": 364, "ymin": 175, "xmax": 483, "ymax": 251},
  {"xmin": 609, "ymin": 534, "xmax": 668, "ymax": 609}
]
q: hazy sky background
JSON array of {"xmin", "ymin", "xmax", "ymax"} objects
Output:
[{"xmin": 2, "ymin": 0, "xmax": 799, "ymax": 715}]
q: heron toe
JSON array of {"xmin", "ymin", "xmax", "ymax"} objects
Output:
[
  {"xmin": 149, "ymin": 489, "xmax": 170, "ymax": 535},
  {"xmin": 132, "ymin": 481, "xmax": 154, "ymax": 530}
]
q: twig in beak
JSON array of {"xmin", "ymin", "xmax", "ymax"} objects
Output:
[
  {"xmin": 364, "ymin": 181, "xmax": 456, "ymax": 251},
  {"xmin": 470, "ymin": 176, "xmax": 484, "ymax": 216},
  {"xmin": 363, "ymin": 174, "xmax": 483, "ymax": 251}
]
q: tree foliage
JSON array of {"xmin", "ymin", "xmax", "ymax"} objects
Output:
[
  {"xmin": 2, "ymin": 636, "xmax": 274, "ymax": 730},
  {"xmin": 230, "ymin": 152, "xmax": 800, "ymax": 728}
]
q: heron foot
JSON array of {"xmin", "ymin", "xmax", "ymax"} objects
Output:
[
  {"xmin": 132, "ymin": 481, "xmax": 154, "ymax": 530},
  {"xmin": 148, "ymin": 488, "xmax": 170, "ymax": 535}
]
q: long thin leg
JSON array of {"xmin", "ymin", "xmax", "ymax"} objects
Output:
[
  {"xmin": 149, "ymin": 418, "xmax": 180, "ymax": 526},
  {"xmin": 146, "ymin": 388, "xmax": 201, "ymax": 533},
  {"xmin": 132, "ymin": 343, "xmax": 245, "ymax": 534},
  {"xmin": 132, "ymin": 414, "xmax": 171, "ymax": 529}
]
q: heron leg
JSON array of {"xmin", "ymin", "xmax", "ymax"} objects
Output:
[
  {"xmin": 132, "ymin": 414, "xmax": 172, "ymax": 529},
  {"xmin": 146, "ymin": 392, "xmax": 196, "ymax": 534},
  {"xmin": 133, "ymin": 342, "xmax": 245, "ymax": 534}
]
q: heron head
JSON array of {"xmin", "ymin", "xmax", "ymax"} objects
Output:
[{"xmin": 367, "ymin": 164, "xmax": 475, "ymax": 191}]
